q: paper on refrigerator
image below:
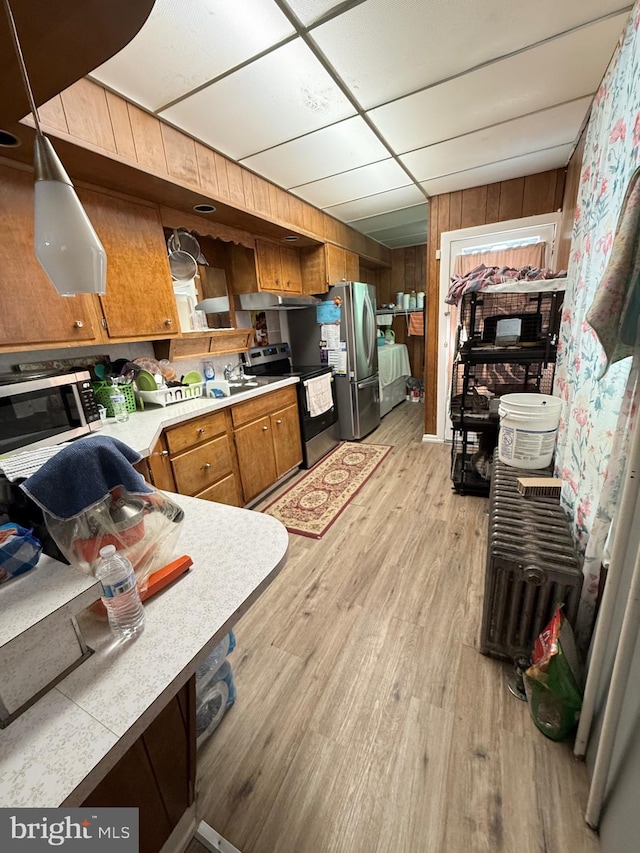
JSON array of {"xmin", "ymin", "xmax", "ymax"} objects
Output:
[
  {"xmin": 321, "ymin": 324, "xmax": 341, "ymax": 350},
  {"xmin": 328, "ymin": 348, "xmax": 347, "ymax": 375}
]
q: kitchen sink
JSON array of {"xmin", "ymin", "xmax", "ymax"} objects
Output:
[{"xmin": 227, "ymin": 380, "xmax": 260, "ymax": 395}]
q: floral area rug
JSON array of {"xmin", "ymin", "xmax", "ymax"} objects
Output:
[{"xmin": 263, "ymin": 442, "xmax": 392, "ymax": 539}]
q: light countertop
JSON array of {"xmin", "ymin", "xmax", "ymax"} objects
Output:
[
  {"xmin": 99, "ymin": 376, "xmax": 299, "ymax": 457},
  {"xmin": 0, "ymin": 493, "xmax": 289, "ymax": 808}
]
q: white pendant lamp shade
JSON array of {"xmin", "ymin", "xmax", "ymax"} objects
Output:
[{"xmin": 33, "ymin": 135, "xmax": 107, "ymax": 297}]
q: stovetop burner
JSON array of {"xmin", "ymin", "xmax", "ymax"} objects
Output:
[{"xmin": 241, "ymin": 344, "xmax": 330, "ymax": 382}]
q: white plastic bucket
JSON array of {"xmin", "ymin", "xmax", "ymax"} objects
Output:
[{"xmin": 498, "ymin": 393, "xmax": 562, "ymax": 469}]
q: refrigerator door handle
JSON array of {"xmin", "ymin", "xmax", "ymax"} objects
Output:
[
  {"xmin": 357, "ymin": 375, "xmax": 379, "ymax": 389},
  {"xmin": 364, "ymin": 294, "xmax": 376, "ymax": 367}
]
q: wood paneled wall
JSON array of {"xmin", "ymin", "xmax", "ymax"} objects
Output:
[
  {"xmin": 424, "ymin": 168, "xmax": 566, "ymax": 435},
  {"xmin": 28, "ymin": 79, "xmax": 390, "ymax": 266},
  {"xmin": 390, "ymin": 246, "xmax": 427, "ymax": 378},
  {"xmin": 557, "ymin": 129, "xmax": 587, "ymax": 271}
]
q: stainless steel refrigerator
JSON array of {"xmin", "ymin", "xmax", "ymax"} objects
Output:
[{"xmin": 288, "ymin": 281, "xmax": 380, "ymax": 440}]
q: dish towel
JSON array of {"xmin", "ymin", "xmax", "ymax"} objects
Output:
[
  {"xmin": 304, "ymin": 374, "xmax": 333, "ymax": 417},
  {"xmin": 21, "ymin": 435, "xmax": 152, "ymax": 520},
  {"xmin": 586, "ymin": 165, "xmax": 640, "ymax": 377},
  {"xmin": 408, "ymin": 312, "xmax": 424, "ymax": 336}
]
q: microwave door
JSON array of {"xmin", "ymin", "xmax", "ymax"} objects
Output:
[{"xmin": 0, "ymin": 380, "xmax": 89, "ymax": 456}]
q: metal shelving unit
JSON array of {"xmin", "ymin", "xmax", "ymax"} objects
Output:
[{"xmin": 450, "ymin": 289, "xmax": 563, "ymax": 496}]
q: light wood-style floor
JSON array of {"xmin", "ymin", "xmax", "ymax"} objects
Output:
[{"xmin": 196, "ymin": 402, "xmax": 599, "ymax": 853}]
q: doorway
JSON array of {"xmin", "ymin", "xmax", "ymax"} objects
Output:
[{"xmin": 434, "ymin": 212, "xmax": 561, "ymax": 441}]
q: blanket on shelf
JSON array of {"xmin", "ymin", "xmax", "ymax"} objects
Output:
[{"xmin": 447, "ymin": 264, "xmax": 567, "ymax": 306}]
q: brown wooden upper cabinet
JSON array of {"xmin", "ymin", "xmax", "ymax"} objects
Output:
[
  {"xmin": 0, "ymin": 165, "xmax": 103, "ymax": 350},
  {"xmin": 255, "ymin": 238, "xmax": 303, "ymax": 293},
  {"xmin": 0, "ymin": 164, "xmax": 179, "ymax": 351},
  {"xmin": 325, "ymin": 244, "xmax": 360, "ymax": 285},
  {"xmin": 78, "ymin": 188, "xmax": 179, "ymax": 339}
]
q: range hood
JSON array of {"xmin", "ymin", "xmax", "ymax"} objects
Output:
[{"xmin": 237, "ymin": 292, "xmax": 321, "ymax": 311}]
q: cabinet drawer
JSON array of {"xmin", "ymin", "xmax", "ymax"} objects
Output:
[
  {"xmin": 171, "ymin": 435, "xmax": 233, "ymax": 496},
  {"xmin": 165, "ymin": 410, "xmax": 228, "ymax": 454},
  {"xmin": 231, "ymin": 385, "xmax": 298, "ymax": 428},
  {"xmin": 195, "ymin": 474, "xmax": 242, "ymax": 507}
]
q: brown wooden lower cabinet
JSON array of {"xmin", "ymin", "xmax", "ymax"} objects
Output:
[
  {"xmin": 271, "ymin": 404, "xmax": 303, "ymax": 477},
  {"xmin": 141, "ymin": 386, "xmax": 302, "ymax": 506},
  {"xmin": 234, "ymin": 415, "xmax": 279, "ymax": 502},
  {"xmin": 81, "ymin": 678, "xmax": 196, "ymax": 853},
  {"xmin": 231, "ymin": 386, "xmax": 302, "ymax": 503}
]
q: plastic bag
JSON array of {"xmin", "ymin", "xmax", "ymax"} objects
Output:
[
  {"xmin": 524, "ymin": 606, "xmax": 583, "ymax": 741},
  {"xmin": 43, "ymin": 485, "xmax": 184, "ymax": 593},
  {"xmin": 0, "ymin": 522, "xmax": 42, "ymax": 583}
]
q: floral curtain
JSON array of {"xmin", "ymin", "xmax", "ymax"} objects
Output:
[{"xmin": 554, "ymin": 6, "xmax": 640, "ymax": 645}]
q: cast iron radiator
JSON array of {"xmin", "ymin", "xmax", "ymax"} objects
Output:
[{"xmin": 480, "ymin": 461, "xmax": 582, "ymax": 661}]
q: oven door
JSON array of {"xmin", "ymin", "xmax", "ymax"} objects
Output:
[
  {"xmin": 297, "ymin": 373, "xmax": 338, "ymax": 442},
  {"xmin": 0, "ymin": 376, "xmax": 91, "ymax": 456}
]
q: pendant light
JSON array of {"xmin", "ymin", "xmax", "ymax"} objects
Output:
[{"xmin": 3, "ymin": 0, "xmax": 107, "ymax": 296}]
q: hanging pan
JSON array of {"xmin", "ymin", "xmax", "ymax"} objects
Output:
[
  {"xmin": 169, "ymin": 249, "xmax": 198, "ymax": 281},
  {"xmin": 167, "ymin": 228, "xmax": 208, "ymax": 264}
]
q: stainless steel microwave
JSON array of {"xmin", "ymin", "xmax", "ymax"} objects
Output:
[{"xmin": 0, "ymin": 370, "xmax": 103, "ymax": 456}]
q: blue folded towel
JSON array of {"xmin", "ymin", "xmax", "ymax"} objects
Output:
[{"xmin": 21, "ymin": 435, "xmax": 153, "ymax": 520}]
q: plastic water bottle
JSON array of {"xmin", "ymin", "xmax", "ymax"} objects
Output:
[
  {"xmin": 109, "ymin": 382, "xmax": 129, "ymax": 423},
  {"xmin": 95, "ymin": 545, "xmax": 145, "ymax": 639}
]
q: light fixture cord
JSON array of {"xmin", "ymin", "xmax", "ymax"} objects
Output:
[{"xmin": 2, "ymin": 0, "xmax": 42, "ymax": 135}]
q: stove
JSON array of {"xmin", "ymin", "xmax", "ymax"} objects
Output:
[{"xmin": 241, "ymin": 344, "xmax": 340, "ymax": 468}]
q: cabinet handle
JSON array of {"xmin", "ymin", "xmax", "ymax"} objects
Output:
[
  {"xmin": 202, "ymin": 462, "xmax": 211, "ymax": 469},
  {"xmin": 276, "ymin": 419, "xmax": 282, "ymax": 424},
  {"xmin": 275, "ymin": 278, "xmax": 280, "ymax": 285},
  {"xmin": 73, "ymin": 320, "xmax": 84, "ymax": 328},
  {"xmin": 262, "ymin": 425, "xmax": 269, "ymax": 431},
  {"xmin": 161, "ymin": 450, "xmax": 169, "ymax": 457},
  {"xmin": 165, "ymin": 318, "xmax": 173, "ymax": 326},
  {"xmin": 197, "ymin": 428, "xmax": 206, "ymax": 435}
]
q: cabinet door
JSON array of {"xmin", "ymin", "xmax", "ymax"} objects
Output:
[
  {"xmin": 325, "ymin": 244, "xmax": 346, "ymax": 284},
  {"xmin": 78, "ymin": 188, "xmax": 179, "ymax": 339},
  {"xmin": 255, "ymin": 239, "xmax": 283, "ymax": 292},
  {"xmin": 234, "ymin": 416, "xmax": 277, "ymax": 502},
  {"xmin": 145, "ymin": 436, "xmax": 176, "ymax": 491},
  {"xmin": 271, "ymin": 404, "xmax": 302, "ymax": 478},
  {"xmin": 280, "ymin": 246, "xmax": 302, "ymax": 293},
  {"xmin": 345, "ymin": 250, "xmax": 360, "ymax": 282},
  {"xmin": 0, "ymin": 166, "xmax": 103, "ymax": 349}
]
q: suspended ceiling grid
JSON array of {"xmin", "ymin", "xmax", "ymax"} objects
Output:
[{"xmin": 91, "ymin": 0, "xmax": 631, "ymax": 248}]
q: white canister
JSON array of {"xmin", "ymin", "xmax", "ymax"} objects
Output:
[
  {"xmin": 402, "ymin": 292, "xmax": 410, "ymax": 310},
  {"xmin": 395, "ymin": 292, "xmax": 404, "ymax": 309},
  {"xmin": 416, "ymin": 292, "xmax": 425, "ymax": 309}
]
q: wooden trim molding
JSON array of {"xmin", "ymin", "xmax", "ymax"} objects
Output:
[{"xmin": 9, "ymin": 79, "xmax": 391, "ymax": 267}]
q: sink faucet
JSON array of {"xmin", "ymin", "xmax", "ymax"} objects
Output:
[{"xmin": 224, "ymin": 361, "xmax": 245, "ymax": 381}]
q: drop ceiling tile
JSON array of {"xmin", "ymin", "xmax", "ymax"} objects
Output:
[
  {"xmin": 368, "ymin": 220, "xmax": 428, "ymax": 242},
  {"xmin": 324, "ymin": 184, "xmax": 426, "ymax": 222},
  {"xmin": 368, "ymin": 14, "xmax": 626, "ymax": 153},
  {"xmin": 310, "ymin": 0, "xmax": 629, "ymax": 109},
  {"xmin": 291, "ymin": 158, "xmax": 412, "ymax": 208},
  {"xmin": 419, "ymin": 144, "xmax": 574, "ymax": 196},
  {"xmin": 90, "ymin": 0, "xmax": 295, "ymax": 111},
  {"xmin": 286, "ymin": 0, "xmax": 347, "ymax": 26},
  {"xmin": 160, "ymin": 39, "xmax": 356, "ymax": 160},
  {"xmin": 240, "ymin": 117, "xmax": 389, "ymax": 188},
  {"xmin": 401, "ymin": 98, "xmax": 590, "ymax": 181},
  {"xmin": 350, "ymin": 203, "xmax": 429, "ymax": 235}
]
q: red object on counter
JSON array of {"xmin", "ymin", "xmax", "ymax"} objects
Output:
[{"xmin": 90, "ymin": 555, "xmax": 193, "ymax": 617}]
